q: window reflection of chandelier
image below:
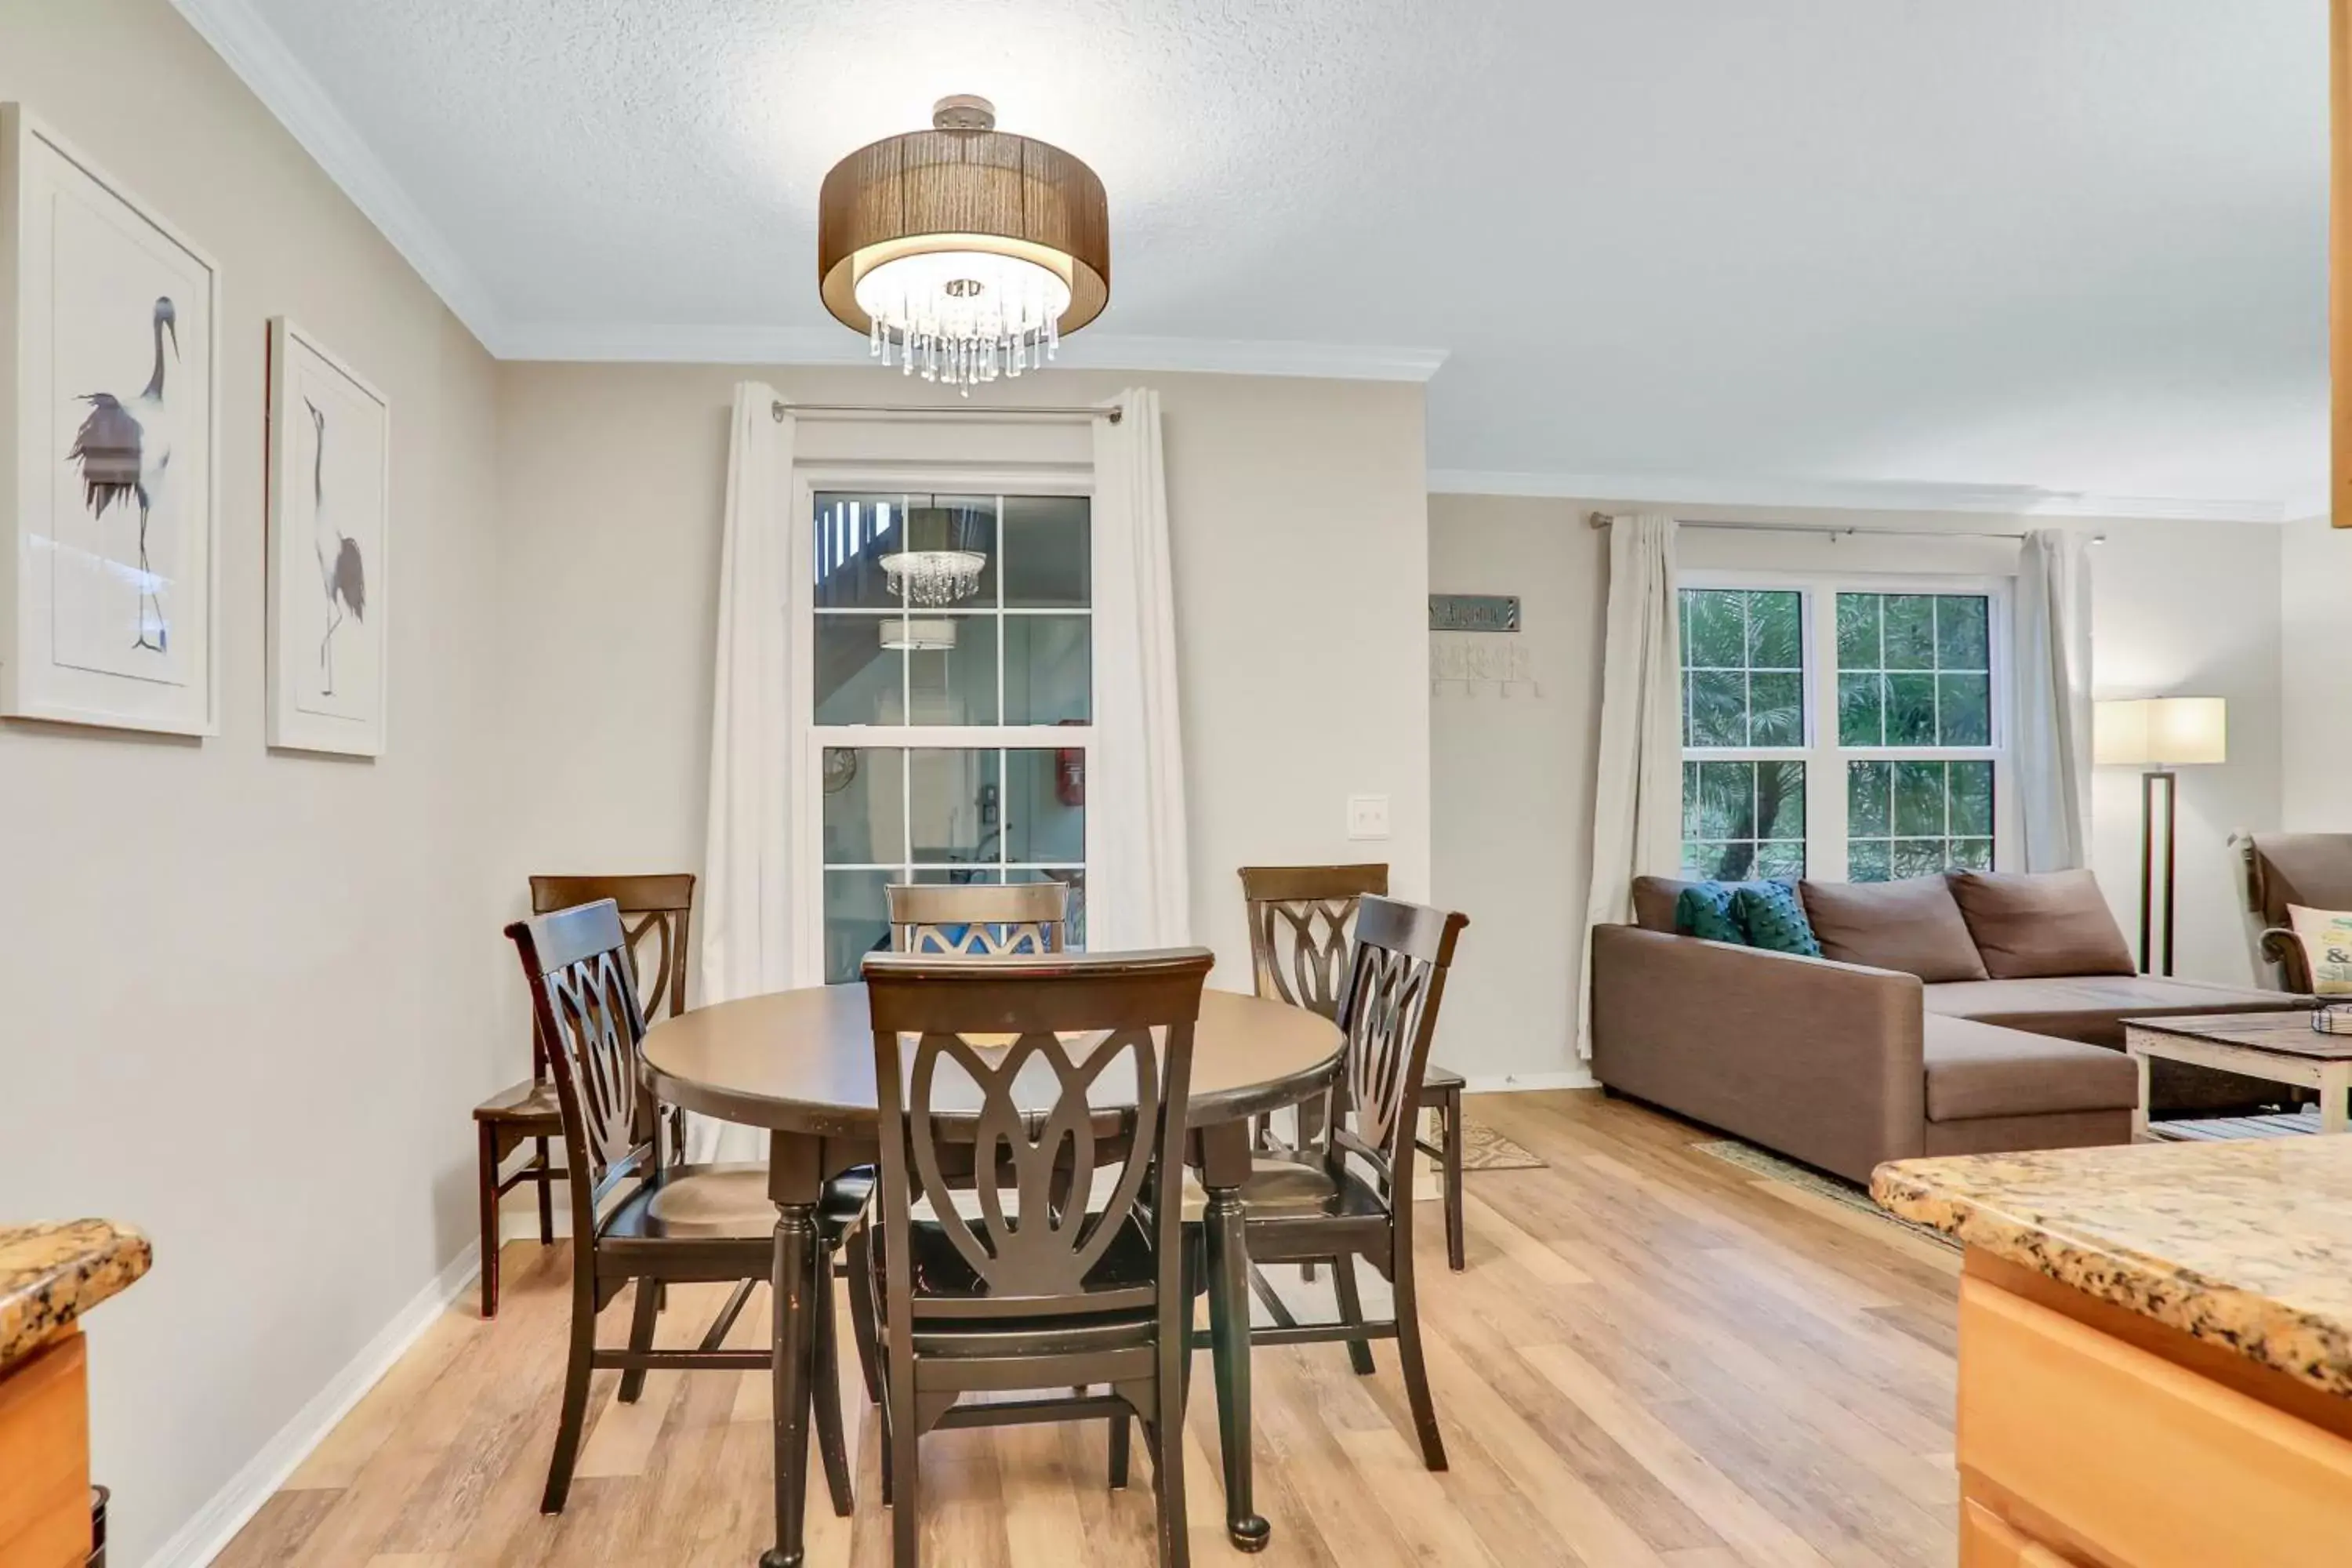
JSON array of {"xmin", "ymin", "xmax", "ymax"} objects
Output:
[
  {"xmin": 879, "ymin": 617, "xmax": 957, "ymax": 652},
  {"xmin": 818, "ymin": 96, "xmax": 1109, "ymax": 393},
  {"xmin": 879, "ymin": 504, "xmax": 988, "ymax": 607}
]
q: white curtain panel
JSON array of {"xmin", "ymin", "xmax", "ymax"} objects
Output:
[
  {"xmin": 2013, "ymin": 527, "xmax": 2095, "ymax": 872},
  {"xmin": 1088, "ymin": 388, "xmax": 1192, "ymax": 949},
  {"xmin": 1576, "ymin": 513, "xmax": 1682, "ymax": 1060},
  {"xmin": 691, "ymin": 383, "xmax": 807, "ymax": 1162}
]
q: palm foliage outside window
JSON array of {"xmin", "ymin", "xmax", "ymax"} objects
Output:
[{"xmin": 1680, "ymin": 582, "xmax": 2004, "ymax": 884}]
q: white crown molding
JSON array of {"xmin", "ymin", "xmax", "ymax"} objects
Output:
[
  {"xmin": 141, "ymin": 1240, "xmax": 481, "ymax": 1568},
  {"xmin": 499, "ymin": 320, "xmax": 1449, "ymax": 380},
  {"xmin": 169, "ymin": 0, "xmax": 510, "ymax": 352},
  {"xmin": 1428, "ymin": 467, "xmax": 2296, "ymax": 525}
]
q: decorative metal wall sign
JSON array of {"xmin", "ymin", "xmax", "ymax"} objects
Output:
[{"xmin": 1428, "ymin": 593, "xmax": 1520, "ymax": 633}]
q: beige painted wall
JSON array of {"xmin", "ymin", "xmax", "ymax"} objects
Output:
[
  {"xmin": 0, "ymin": 3, "xmax": 506, "ymax": 1563},
  {"xmin": 1429, "ymin": 495, "xmax": 2288, "ymax": 1081},
  {"xmin": 2085, "ymin": 517, "xmax": 2283, "ymax": 987},
  {"xmin": 1428, "ymin": 497, "xmax": 1606, "ymax": 1084},
  {"xmin": 2281, "ymin": 514, "xmax": 2352, "ymax": 831},
  {"xmin": 489, "ymin": 364, "xmax": 1430, "ymax": 995}
]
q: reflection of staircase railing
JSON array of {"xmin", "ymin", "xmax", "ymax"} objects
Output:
[{"xmin": 813, "ymin": 497, "xmax": 895, "ymax": 586}]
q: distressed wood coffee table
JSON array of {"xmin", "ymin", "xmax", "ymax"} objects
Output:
[{"xmin": 2124, "ymin": 1012, "xmax": 2352, "ymax": 1141}]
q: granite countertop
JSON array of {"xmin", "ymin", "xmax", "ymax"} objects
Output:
[
  {"xmin": 0, "ymin": 1220, "xmax": 152, "ymax": 1370},
  {"xmin": 1873, "ymin": 1138, "xmax": 2352, "ymax": 1399}
]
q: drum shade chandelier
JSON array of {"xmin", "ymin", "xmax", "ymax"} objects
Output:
[
  {"xmin": 818, "ymin": 96, "xmax": 1109, "ymax": 392},
  {"xmin": 878, "ymin": 503, "xmax": 989, "ymax": 607}
]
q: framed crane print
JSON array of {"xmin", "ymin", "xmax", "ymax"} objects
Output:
[
  {"xmin": 267, "ymin": 319, "xmax": 388, "ymax": 756},
  {"xmin": 0, "ymin": 103, "xmax": 221, "ymax": 735}
]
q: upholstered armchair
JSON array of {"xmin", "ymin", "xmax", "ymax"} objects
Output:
[{"xmin": 2234, "ymin": 832, "xmax": 2352, "ymax": 993}]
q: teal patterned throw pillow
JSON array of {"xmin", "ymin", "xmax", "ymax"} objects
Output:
[
  {"xmin": 1733, "ymin": 883, "xmax": 1824, "ymax": 957},
  {"xmin": 1675, "ymin": 884, "xmax": 1748, "ymax": 944}
]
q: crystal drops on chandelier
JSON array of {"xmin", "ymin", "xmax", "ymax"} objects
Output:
[
  {"xmin": 855, "ymin": 250, "xmax": 1071, "ymax": 394},
  {"xmin": 878, "ymin": 549, "xmax": 986, "ymax": 607}
]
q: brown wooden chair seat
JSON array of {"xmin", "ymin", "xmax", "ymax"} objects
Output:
[
  {"xmin": 869, "ymin": 1211, "xmax": 1200, "ymax": 1323},
  {"xmin": 507, "ymin": 899, "xmax": 866, "ymax": 1521},
  {"xmin": 600, "ymin": 1163, "xmax": 873, "ymax": 1248},
  {"xmin": 1232, "ymin": 1156, "xmax": 1391, "ymax": 1221},
  {"xmin": 1239, "ymin": 865, "xmax": 1470, "ymax": 1272},
  {"xmin": 474, "ymin": 873, "xmax": 695, "ymax": 1319}
]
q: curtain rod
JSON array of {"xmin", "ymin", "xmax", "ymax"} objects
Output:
[
  {"xmin": 1584, "ymin": 511, "xmax": 2103, "ymax": 544},
  {"xmin": 771, "ymin": 400, "xmax": 1120, "ymax": 424}
]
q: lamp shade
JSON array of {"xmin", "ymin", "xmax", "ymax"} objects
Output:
[{"xmin": 2094, "ymin": 697, "xmax": 2227, "ymax": 767}]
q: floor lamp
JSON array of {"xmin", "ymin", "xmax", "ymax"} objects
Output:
[{"xmin": 2094, "ymin": 697, "xmax": 2227, "ymax": 976}]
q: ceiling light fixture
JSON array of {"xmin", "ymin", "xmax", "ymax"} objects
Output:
[
  {"xmin": 818, "ymin": 95, "xmax": 1109, "ymax": 393},
  {"xmin": 878, "ymin": 617, "xmax": 959, "ymax": 652},
  {"xmin": 878, "ymin": 503, "xmax": 989, "ymax": 607}
]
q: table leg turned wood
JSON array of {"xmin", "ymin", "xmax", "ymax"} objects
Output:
[
  {"xmin": 1199, "ymin": 1121, "xmax": 1271, "ymax": 1552},
  {"xmin": 763, "ymin": 1135, "xmax": 822, "ymax": 1568}
]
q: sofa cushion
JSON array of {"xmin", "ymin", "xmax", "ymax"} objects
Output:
[
  {"xmin": 1922, "ymin": 975, "xmax": 2311, "ymax": 1049},
  {"xmin": 1632, "ymin": 876, "xmax": 1706, "ymax": 934},
  {"xmin": 1922, "ymin": 1015, "xmax": 2140, "ymax": 1123},
  {"xmin": 1800, "ymin": 876, "xmax": 1989, "ymax": 982},
  {"xmin": 1733, "ymin": 883, "xmax": 1822, "ymax": 956},
  {"xmin": 1674, "ymin": 884, "xmax": 1748, "ymax": 944},
  {"xmin": 1947, "ymin": 869, "xmax": 2134, "ymax": 978}
]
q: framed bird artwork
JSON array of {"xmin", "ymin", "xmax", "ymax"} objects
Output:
[
  {"xmin": 267, "ymin": 319, "xmax": 389, "ymax": 757},
  {"xmin": 0, "ymin": 103, "xmax": 222, "ymax": 735}
]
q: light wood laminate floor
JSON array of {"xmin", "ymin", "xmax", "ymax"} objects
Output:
[{"xmin": 216, "ymin": 1091, "xmax": 1962, "ymax": 1568}]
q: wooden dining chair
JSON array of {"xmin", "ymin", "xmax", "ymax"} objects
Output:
[
  {"xmin": 506, "ymin": 900, "xmax": 866, "ymax": 1518},
  {"xmin": 849, "ymin": 947, "xmax": 1212, "ymax": 1568},
  {"xmin": 886, "ymin": 878, "xmax": 1069, "ymax": 956},
  {"xmin": 474, "ymin": 873, "xmax": 695, "ymax": 1318},
  {"xmin": 1232, "ymin": 895, "xmax": 1468, "ymax": 1471},
  {"xmin": 1238, "ymin": 865, "xmax": 1468, "ymax": 1271}
]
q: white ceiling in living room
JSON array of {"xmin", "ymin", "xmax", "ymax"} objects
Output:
[{"xmin": 186, "ymin": 0, "xmax": 2326, "ymax": 517}]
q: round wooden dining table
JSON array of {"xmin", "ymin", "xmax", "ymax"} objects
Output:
[{"xmin": 642, "ymin": 981, "xmax": 1342, "ymax": 1567}]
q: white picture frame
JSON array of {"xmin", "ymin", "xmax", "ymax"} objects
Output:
[
  {"xmin": 0, "ymin": 103, "xmax": 221, "ymax": 735},
  {"xmin": 267, "ymin": 318, "xmax": 388, "ymax": 756}
]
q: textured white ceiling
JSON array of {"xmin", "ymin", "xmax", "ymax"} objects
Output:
[{"xmin": 217, "ymin": 0, "xmax": 2328, "ymax": 511}]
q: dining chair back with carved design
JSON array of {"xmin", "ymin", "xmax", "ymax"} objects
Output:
[
  {"xmin": 851, "ymin": 947, "xmax": 1212, "ymax": 1568},
  {"xmin": 1238, "ymin": 866, "xmax": 1468, "ymax": 1272},
  {"xmin": 506, "ymin": 900, "xmax": 866, "ymax": 1518},
  {"xmin": 886, "ymin": 877, "xmax": 1069, "ymax": 957},
  {"xmin": 472, "ymin": 873, "xmax": 696, "ymax": 1319},
  {"xmin": 1230, "ymin": 895, "xmax": 1468, "ymax": 1471}
]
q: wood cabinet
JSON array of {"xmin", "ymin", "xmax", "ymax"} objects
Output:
[
  {"xmin": 1958, "ymin": 1261, "xmax": 2352, "ymax": 1567},
  {"xmin": 0, "ymin": 1331, "xmax": 91, "ymax": 1567}
]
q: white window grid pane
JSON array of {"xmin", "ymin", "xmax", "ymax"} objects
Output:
[
  {"xmin": 1680, "ymin": 589, "xmax": 1805, "ymax": 751},
  {"xmin": 1682, "ymin": 578, "xmax": 2009, "ymax": 883},
  {"xmin": 1836, "ymin": 591, "xmax": 1991, "ymax": 749}
]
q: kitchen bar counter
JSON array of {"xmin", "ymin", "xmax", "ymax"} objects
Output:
[
  {"xmin": 1874, "ymin": 1139, "xmax": 2352, "ymax": 1568},
  {"xmin": 1873, "ymin": 1137, "xmax": 2352, "ymax": 1398},
  {"xmin": 0, "ymin": 1220, "xmax": 151, "ymax": 1372},
  {"xmin": 0, "ymin": 1220, "xmax": 150, "ymax": 1568}
]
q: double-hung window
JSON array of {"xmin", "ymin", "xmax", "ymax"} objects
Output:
[
  {"xmin": 807, "ymin": 488, "xmax": 1092, "ymax": 982},
  {"xmin": 1679, "ymin": 575, "xmax": 2009, "ymax": 883}
]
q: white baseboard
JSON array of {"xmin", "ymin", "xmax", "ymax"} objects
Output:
[
  {"xmin": 142, "ymin": 1242, "xmax": 483, "ymax": 1568},
  {"xmin": 1457, "ymin": 1069, "xmax": 1600, "ymax": 1094}
]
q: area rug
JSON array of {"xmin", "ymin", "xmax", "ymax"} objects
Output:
[
  {"xmin": 1458, "ymin": 1121, "xmax": 1545, "ymax": 1171},
  {"xmin": 1690, "ymin": 1138, "xmax": 1958, "ymax": 1251}
]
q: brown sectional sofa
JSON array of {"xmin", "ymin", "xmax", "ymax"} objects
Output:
[{"xmin": 1591, "ymin": 872, "xmax": 2313, "ymax": 1184}]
